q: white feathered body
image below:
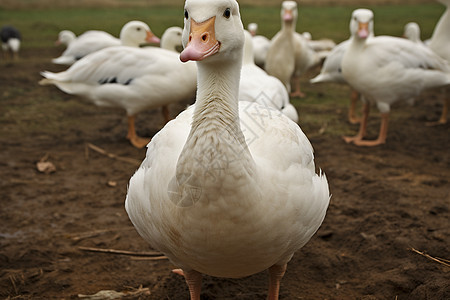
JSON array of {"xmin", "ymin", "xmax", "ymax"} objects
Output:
[
  {"xmin": 265, "ymin": 29, "xmax": 296, "ymax": 91},
  {"xmin": 342, "ymin": 35, "xmax": 450, "ymax": 113},
  {"xmin": 310, "ymin": 39, "xmax": 350, "ymax": 84},
  {"xmin": 252, "ymin": 35, "xmax": 270, "ymax": 68},
  {"xmin": 41, "ymin": 46, "xmax": 197, "ymax": 116},
  {"xmin": 52, "ymin": 30, "xmax": 120, "ymax": 65},
  {"xmin": 126, "ymin": 101, "xmax": 329, "ymax": 278}
]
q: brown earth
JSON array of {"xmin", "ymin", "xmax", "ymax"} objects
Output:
[{"xmin": 0, "ymin": 45, "xmax": 449, "ymax": 300}]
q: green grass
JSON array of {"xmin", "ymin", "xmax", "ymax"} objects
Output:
[{"xmin": 0, "ymin": 3, "xmax": 444, "ymax": 48}]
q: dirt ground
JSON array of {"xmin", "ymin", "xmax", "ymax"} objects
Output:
[{"xmin": 1, "ymin": 45, "xmax": 449, "ymax": 300}]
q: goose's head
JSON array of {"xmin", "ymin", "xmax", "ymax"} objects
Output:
[
  {"xmin": 248, "ymin": 23, "xmax": 258, "ymax": 36},
  {"xmin": 56, "ymin": 30, "xmax": 76, "ymax": 46},
  {"xmin": 403, "ymin": 22, "xmax": 420, "ymax": 42},
  {"xmin": 161, "ymin": 26, "xmax": 183, "ymax": 52},
  {"xmin": 350, "ymin": 9, "xmax": 374, "ymax": 40},
  {"xmin": 180, "ymin": 0, "xmax": 244, "ymax": 64},
  {"xmin": 120, "ymin": 20, "xmax": 160, "ymax": 47},
  {"xmin": 281, "ymin": 1, "xmax": 298, "ymax": 24}
]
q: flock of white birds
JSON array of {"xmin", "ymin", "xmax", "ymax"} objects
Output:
[{"xmin": 2, "ymin": 0, "xmax": 449, "ymax": 299}]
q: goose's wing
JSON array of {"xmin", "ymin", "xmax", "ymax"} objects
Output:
[
  {"xmin": 310, "ymin": 39, "xmax": 350, "ymax": 84},
  {"xmin": 44, "ymin": 46, "xmax": 177, "ymax": 85},
  {"xmin": 53, "ymin": 31, "xmax": 120, "ymax": 64},
  {"xmin": 367, "ymin": 36, "xmax": 450, "ymax": 72}
]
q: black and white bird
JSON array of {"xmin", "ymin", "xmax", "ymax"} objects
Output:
[{"xmin": 1, "ymin": 25, "xmax": 21, "ymax": 60}]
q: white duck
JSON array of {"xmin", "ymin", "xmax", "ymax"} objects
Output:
[
  {"xmin": 240, "ymin": 30, "xmax": 299, "ymax": 122},
  {"xmin": 247, "ymin": 22, "xmax": 270, "ymax": 68},
  {"xmin": 40, "ymin": 25, "xmax": 197, "ymax": 148},
  {"xmin": 310, "ymin": 39, "xmax": 364, "ymax": 124},
  {"xmin": 428, "ymin": 0, "xmax": 450, "ymax": 125},
  {"xmin": 265, "ymin": 1, "xmax": 323, "ymax": 98},
  {"xmin": 125, "ymin": 0, "xmax": 330, "ymax": 299},
  {"xmin": 52, "ymin": 21, "xmax": 160, "ymax": 65},
  {"xmin": 341, "ymin": 8, "xmax": 450, "ymax": 146}
]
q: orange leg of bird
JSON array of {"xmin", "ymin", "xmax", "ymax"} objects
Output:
[
  {"xmin": 354, "ymin": 113, "xmax": 389, "ymax": 147},
  {"xmin": 267, "ymin": 264, "xmax": 287, "ymax": 300},
  {"xmin": 348, "ymin": 90, "xmax": 361, "ymax": 124},
  {"xmin": 343, "ymin": 102, "xmax": 370, "ymax": 144},
  {"xmin": 126, "ymin": 115, "xmax": 151, "ymax": 148},
  {"xmin": 290, "ymin": 76, "xmax": 306, "ymax": 98},
  {"xmin": 427, "ymin": 93, "xmax": 448, "ymax": 126},
  {"xmin": 172, "ymin": 269, "xmax": 202, "ymax": 300}
]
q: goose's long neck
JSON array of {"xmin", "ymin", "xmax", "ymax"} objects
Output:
[
  {"xmin": 282, "ymin": 19, "xmax": 296, "ymax": 34},
  {"xmin": 177, "ymin": 57, "xmax": 255, "ymax": 190}
]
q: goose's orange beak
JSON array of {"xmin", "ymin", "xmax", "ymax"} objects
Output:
[
  {"xmin": 283, "ymin": 9, "xmax": 294, "ymax": 22},
  {"xmin": 180, "ymin": 16, "xmax": 220, "ymax": 62},
  {"xmin": 146, "ymin": 30, "xmax": 161, "ymax": 44},
  {"xmin": 358, "ymin": 22, "xmax": 369, "ymax": 39}
]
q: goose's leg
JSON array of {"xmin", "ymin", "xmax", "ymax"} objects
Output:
[
  {"xmin": 267, "ymin": 264, "xmax": 287, "ymax": 300},
  {"xmin": 172, "ymin": 269, "xmax": 202, "ymax": 300},
  {"xmin": 162, "ymin": 105, "xmax": 171, "ymax": 123},
  {"xmin": 427, "ymin": 91, "xmax": 448, "ymax": 126},
  {"xmin": 354, "ymin": 113, "xmax": 389, "ymax": 147},
  {"xmin": 126, "ymin": 115, "xmax": 150, "ymax": 148},
  {"xmin": 290, "ymin": 76, "xmax": 306, "ymax": 98},
  {"xmin": 348, "ymin": 90, "xmax": 361, "ymax": 124},
  {"xmin": 343, "ymin": 102, "xmax": 369, "ymax": 144}
]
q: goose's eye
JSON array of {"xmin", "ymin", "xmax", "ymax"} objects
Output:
[
  {"xmin": 223, "ymin": 8, "xmax": 231, "ymax": 19},
  {"xmin": 184, "ymin": 10, "xmax": 189, "ymax": 19},
  {"xmin": 136, "ymin": 27, "xmax": 141, "ymax": 31}
]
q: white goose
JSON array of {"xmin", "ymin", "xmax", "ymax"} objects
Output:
[
  {"xmin": 301, "ymin": 31, "xmax": 336, "ymax": 52},
  {"xmin": 240, "ymin": 30, "xmax": 299, "ymax": 122},
  {"xmin": 52, "ymin": 21, "xmax": 159, "ymax": 65},
  {"xmin": 403, "ymin": 22, "xmax": 422, "ymax": 44},
  {"xmin": 428, "ymin": 0, "xmax": 450, "ymax": 125},
  {"xmin": 160, "ymin": 26, "xmax": 184, "ymax": 52},
  {"xmin": 265, "ymin": 1, "xmax": 323, "ymax": 98},
  {"xmin": 125, "ymin": 0, "xmax": 330, "ymax": 299},
  {"xmin": 40, "ymin": 25, "xmax": 197, "ymax": 148},
  {"xmin": 247, "ymin": 22, "xmax": 270, "ymax": 68},
  {"xmin": 341, "ymin": 8, "xmax": 450, "ymax": 146}
]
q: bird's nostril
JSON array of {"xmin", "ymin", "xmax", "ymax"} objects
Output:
[
  {"xmin": 189, "ymin": 35, "xmax": 192, "ymax": 42},
  {"xmin": 202, "ymin": 33, "xmax": 208, "ymax": 42}
]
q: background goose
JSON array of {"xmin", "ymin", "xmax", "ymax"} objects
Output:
[
  {"xmin": 40, "ymin": 25, "xmax": 196, "ymax": 148},
  {"xmin": 301, "ymin": 31, "xmax": 336, "ymax": 52},
  {"xmin": 428, "ymin": 0, "xmax": 450, "ymax": 125},
  {"xmin": 1, "ymin": 25, "xmax": 21, "ymax": 60},
  {"xmin": 247, "ymin": 22, "xmax": 270, "ymax": 68},
  {"xmin": 341, "ymin": 8, "xmax": 450, "ymax": 146},
  {"xmin": 125, "ymin": 0, "xmax": 329, "ymax": 299},
  {"xmin": 403, "ymin": 22, "xmax": 422, "ymax": 44},
  {"xmin": 266, "ymin": 1, "xmax": 323, "ymax": 98},
  {"xmin": 52, "ymin": 21, "xmax": 160, "ymax": 65},
  {"xmin": 160, "ymin": 26, "xmax": 184, "ymax": 52},
  {"xmin": 240, "ymin": 30, "xmax": 299, "ymax": 122}
]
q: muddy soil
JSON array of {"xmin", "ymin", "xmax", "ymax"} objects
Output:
[{"xmin": 0, "ymin": 47, "xmax": 449, "ymax": 300}]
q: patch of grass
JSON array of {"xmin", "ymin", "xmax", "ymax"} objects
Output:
[{"xmin": 0, "ymin": 3, "xmax": 444, "ymax": 48}]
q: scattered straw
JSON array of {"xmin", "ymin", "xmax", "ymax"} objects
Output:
[{"xmin": 409, "ymin": 248, "xmax": 450, "ymax": 268}]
